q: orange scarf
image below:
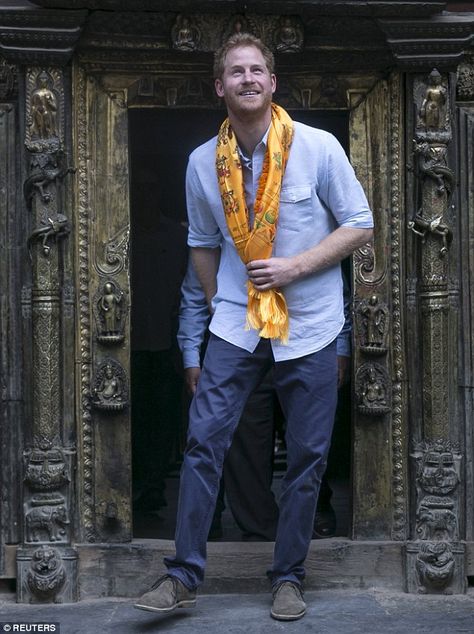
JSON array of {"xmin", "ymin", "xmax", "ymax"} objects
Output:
[{"xmin": 216, "ymin": 104, "xmax": 294, "ymax": 342}]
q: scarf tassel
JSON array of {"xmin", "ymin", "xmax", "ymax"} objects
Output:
[{"xmin": 246, "ymin": 282, "xmax": 289, "ymax": 344}]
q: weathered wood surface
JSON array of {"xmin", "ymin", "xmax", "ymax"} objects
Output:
[{"xmin": 77, "ymin": 539, "xmax": 404, "ymax": 598}]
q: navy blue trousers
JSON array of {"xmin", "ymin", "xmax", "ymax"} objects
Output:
[{"xmin": 165, "ymin": 334, "xmax": 338, "ymax": 589}]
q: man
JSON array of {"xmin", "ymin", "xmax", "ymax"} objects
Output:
[
  {"xmin": 135, "ymin": 33, "xmax": 373, "ymax": 621},
  {"xmin": 177, "ymin": 258, "xmax": 351, "ymax": 541}
]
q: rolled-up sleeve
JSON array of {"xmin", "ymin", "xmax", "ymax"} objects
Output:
[
  {"xmin": 318, "ymin": 133, "xmax": 373, "ymax": 229},
  {"xmin": 186, "ymin": 156, "xmax": 222, "ymax": 248}
]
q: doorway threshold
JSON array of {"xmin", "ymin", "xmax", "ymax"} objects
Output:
[{"xmin": 76, "ymin": 539, "xmax": 404, "ymax": 599}]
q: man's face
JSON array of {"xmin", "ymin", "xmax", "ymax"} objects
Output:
[{"xmin": 215, "ymin": 45, "xmax": 276, "ymax": 120}]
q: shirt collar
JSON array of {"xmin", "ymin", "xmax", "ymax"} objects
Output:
[{"xmin": 237, "ymin": 123, "xmax": 271, "ymax": 163}]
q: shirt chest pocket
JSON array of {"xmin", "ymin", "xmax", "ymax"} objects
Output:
[{"xmin": 277, "ymin": 185, "xmax": 314, "ymax": 231}]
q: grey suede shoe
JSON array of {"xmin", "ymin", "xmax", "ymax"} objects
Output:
[
  {"xmin": 270, "ymin": 581, "xmax": 306, "ymax": 621},
  {"xmin": 134, "ymin": 574, "xmax": 196, "ymax": 613}
]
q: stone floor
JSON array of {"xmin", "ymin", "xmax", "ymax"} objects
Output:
[{"xmin": 1, "ymin": 587, "xmax": 473, "ymax": 634}]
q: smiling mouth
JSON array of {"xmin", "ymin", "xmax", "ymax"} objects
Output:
[{"xmin": 239, "ymin": 91, "xmax": 259, "ymax": 96}]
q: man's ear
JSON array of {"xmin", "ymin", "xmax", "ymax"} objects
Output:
[
  {"xmin": 271, "ymin": 74, "xmax": 276, "ymax": 94},
  {"xmin": 215, "ymin": 78, "xmax": 224, "ymax": 98}
]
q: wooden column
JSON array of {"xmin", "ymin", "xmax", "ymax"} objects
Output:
[{"xmin": 405, "ymin": 69, "xmax": 465, "ymax": 594}]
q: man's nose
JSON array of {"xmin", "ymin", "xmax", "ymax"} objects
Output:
[{"xmin": 242, "ymin": 69, "xmax": 254, "ymax": 83}]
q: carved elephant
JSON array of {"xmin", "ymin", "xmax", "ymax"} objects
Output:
[{"xmin": 26, "ymin": 504, "xmax": 69, "ymax": 542}]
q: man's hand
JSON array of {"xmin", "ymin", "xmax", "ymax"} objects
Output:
[
  {"xmin": 246, "ymin": 257, "xmax": 298, "ymax": 291},
  {"xmin": 184, "ymin": 367, "xmax": 201, "ymax": 395},
  {"xmin": 246, "ymin": 227, "xmax": 372, "ymax": 292}
]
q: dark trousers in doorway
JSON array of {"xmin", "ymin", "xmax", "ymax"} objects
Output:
[{"xmin": 165, "ymin": 334, "xmax": 338, "ymax": 589}]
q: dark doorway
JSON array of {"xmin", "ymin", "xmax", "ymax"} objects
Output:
[{"xmin": 129, "ymin": 107, "xmax": 352, "ymax": 540}]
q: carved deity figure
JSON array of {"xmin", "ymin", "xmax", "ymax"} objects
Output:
[
  {"xmin": 99, "ymin": 282, "xmax": 123, "ymax": 335},
  {"xmin": 95, "ymin": 364, "xmax": 121, "ymax": 400},
  {"xmin": 416, "ymin": 542, "xmax": 454, "ymax": 594},
  {"xmin": 359, "ymin": 295, "xmax": 388, "ymax": 353},
  {"xmin": 361, "ymin": 367, "xmax": 387, "ymax": 409},
  {"xmin": 31, "ymin": 71, "xmax": 58, "ymax": 140},
  {"xmin": 92, "ymin": 362, "xmax": 127, "ymax": 411},
  {"xmin": 173, "ymin": 15, "xmax": 199, "ymax": 51},
  {"xmin": 275, "ymin": 17, "xmax": 303, "ymax": 53},
  {"xmin": 420, "ymin": 69, "xmax": 446, "ymax": 130}
]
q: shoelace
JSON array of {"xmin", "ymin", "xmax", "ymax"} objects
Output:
[
  {"xmin": 272, "ymin": 581, "xmax": 304, "ymax": 599},
  {"xmin": 150, "ymin": 574, "xmax": 175, "ymax": 591}
]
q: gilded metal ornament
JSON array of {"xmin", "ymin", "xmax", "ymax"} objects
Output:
[{"xmin": 25, "ymin": 68, "xmax": 64, "ymax": 153}]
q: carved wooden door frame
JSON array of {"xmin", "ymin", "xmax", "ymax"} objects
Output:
[{"xmin": 72, "ymin": 63, "xmax": 405, "ymax": 548}]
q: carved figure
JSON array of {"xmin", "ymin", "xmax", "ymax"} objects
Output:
[
  {"xmin": 26, "ymin": 504, "xmax": 69, "ymax": 542},
  {"xmin": 359, "ymin": 295, "xmax": 388, "ymax": 354},
  {"xmin": 413, "ymin": 141, "xmax": 455, "ymax": 199},
  {"xmin": 420, "ymin": 69, "xmax": 446, "ymax": 130},
  {"xmin": 95, "ymin": 364, "xmax": 121, "ymax": 399},
  {"xmin": 416, "ymin": 506, "xmax": 457, "ymax": 541},
  {"xmin": 362, "ymin": 368, "xmax": 386, "ymax": 407},
  {"xmin": 417, "ymin": 445, "xmax": 460, "ymax": 497},
  {"xmin": 357, "ymin": 364, "xmax": 390, "ymax": 415},
  {"xmin": 274, "ymin": 17, "xmax": 303, "ymax": 53},
  {"xmin": 23, "ymin": 153, "xmax": 74, "ymax": 211},
  {"xmin": 0, "ymin": 58, "xmax": 15, "ymax": 99},
  {"xmin": 416, "ymin": 541, "xmax": 454, "ymax": 594},
  {"xmin": 92, "ymin": 361, "xmax": 128, "ymax": 411},
  {"xmin": 231, "ymin": 17, "xmax": 245, "ymax": 34},
  {"xmin": 457, "ymin": 61, "xmax": 474, "ymax": 101},
  {"xmin": 408, "ymin": 212, "xmax": 453, "ymax": 258},
  {"xmin": 99, "ymin": 282, "xmax": 123, "ymax": 336},
  {"xmin": 173, "ymin": 15, "xmax": 199, "ymax": 51},
  {"xmin": 24, "ymin": 445, "xmax": 69, "ymax": 491},
  {"xmin": 30, "ymin": 71, "xmax": 58, "ymax": 140},
  {"xmin": 27, "ymin": 546, "xmax": 66, "ymax": 602},
  {"xmin": 28, "ymin": 214, "xmax": 70, "ymax": 257}
]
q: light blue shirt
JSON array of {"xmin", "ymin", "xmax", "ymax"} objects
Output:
[
  {"xmin": 186, "ymin": 120, "xmax": 372, "ymax": 361},
  {"xmin": 178, "ymin": 260, "xmax": 352, "ymax": 369}
]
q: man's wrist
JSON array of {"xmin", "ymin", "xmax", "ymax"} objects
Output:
[{"xmin": 183, "ymin": 350, "xmax": 201, "ymax": 369}]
